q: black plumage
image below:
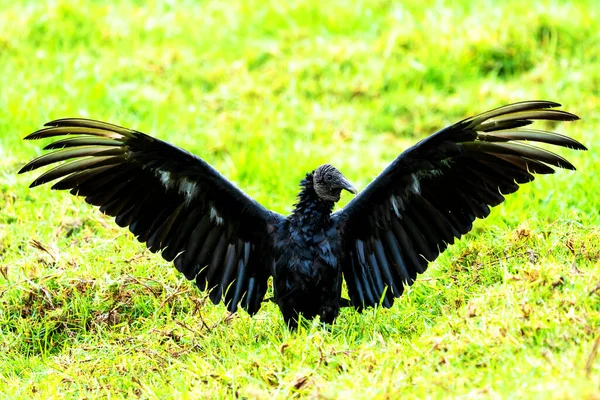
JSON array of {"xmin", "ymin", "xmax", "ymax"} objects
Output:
[{"xmin": 19, "ymin": 101, "xmax": 586, "ymax": 329}]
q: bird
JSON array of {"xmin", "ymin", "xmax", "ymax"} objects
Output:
[{"xmin": 19, "ymin": 100, "xmax": 586, "ymax": 329}]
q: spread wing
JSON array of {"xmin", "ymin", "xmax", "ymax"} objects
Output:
[
  {"xmin": 19, "ymin": 118, "xmax": 285, "ymax": 315},
  {"xmin": 334, "ymin": 101, "xmax": 586, "ymax": 310}
]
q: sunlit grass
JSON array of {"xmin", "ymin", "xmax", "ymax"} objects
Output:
[{"xmin": 1, "ymin": 0, "xmax": 599, "ymax": 398}]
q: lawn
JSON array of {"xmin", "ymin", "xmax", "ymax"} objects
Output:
[{"xmin": 1, "ymin": 0, "xmax": 599, "ymax": 398}]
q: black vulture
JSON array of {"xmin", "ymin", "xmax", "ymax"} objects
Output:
[{"xmin": 19, "ymin": 100, "xmax": 586, "ymax": 329}]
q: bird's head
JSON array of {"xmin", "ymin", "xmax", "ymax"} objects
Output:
[{"xmin": 313, "ymin": 164, "xmax": 357, "ymax": 203}]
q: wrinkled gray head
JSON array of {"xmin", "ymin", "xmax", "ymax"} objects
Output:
[{"xmin": 313, "ymin": 164, "xmax": 357, "ymax": 202}]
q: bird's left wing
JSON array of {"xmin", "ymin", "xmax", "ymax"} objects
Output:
[
  {"xmin": 333, "ymin": 101, "xmax": 586, "ymax": 310},
  {"xmin": 19, "ymin": 118, "xmax": 285, "ymax": 315}
]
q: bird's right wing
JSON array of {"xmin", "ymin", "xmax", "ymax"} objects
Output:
[
  {"xmin": 333, "ymin": 101, "xmax": 586, "ymax": 310},
  {"xmin": 19, "ymin": 118, "xmax": 286, "ymax": 315}
]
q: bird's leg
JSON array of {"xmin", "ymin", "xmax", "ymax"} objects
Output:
[
  {"xmin": 319, "ymin": 305, "xmax": 339, "ymax": 325},
  {"xmin": 339, "ymin": 298, "xmax": 352, "ymax": 307},
  {"xmin": 284, "ymin": 313, "xmax": 299, "ymax": 331}
]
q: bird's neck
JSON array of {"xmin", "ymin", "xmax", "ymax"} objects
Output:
[{"xmin": 290, "ymin": 173, "xmax": 335, "ymax": 235}]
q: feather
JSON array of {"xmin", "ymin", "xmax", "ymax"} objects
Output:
[
  {"xmin": 478, "ymin": 129, "xmax": 587, "ymax": 150},
  {"xmin": 490, "ymin": 153, "xmax": 556, "ymax": 175},
  {"xmin": 382, "ymin": 230, "xmax": 410, "ymax": 284},
  {"xmin": 356, "ymin": 241, "xmax": 378, "ymax": 305},
  {"xmin": 373, "ymin": 239, "xmax": 401, "ymax": 296},
  {"xmin": 249, "ymin": 277, "xmax": 268, "ymax": 315},
  {"xmin": 455, "ymin": 172, "xmax": 505, "ymax": 208},
  {"xmin": 493, "ymin": 142, "xmax": 575, "ymax": 170},
  {"xmin": 487, "ymin": 109, "xmax": 579, "ymax": 123},
  {"xmin": 161, "ymin": 207, "xmax": 205, "ymax": 261},
  {"xmin": 44, "ymin": 118, "xmax": 134, "ymax": 136},
  {"xmin": 147, "ymin": 203, "xmax": 186, "ymax": 251},
  {"xmin": 367, "ymin": 250, "xmax": 390, "ymax": 307},
  {"xmin": 194, "ymin": 226, "xmax": 224, "ymax": 274},
  {"xmin": 401, "ymin": 214, "xmax": 435, "ymax": 263},
  {"xmin": 460, "ymin": 158, "xmax": 521, "ymax": 194},
  {"xmin": 43, "ymin": 136, "xmax": 123, "ymax": 150},
  {"xmin": 464, "ymin": 101, "xmax": 561, "ymax": 128},
  {"xmin": 113, "ymin": 188, "xmax": 159, "ymax": 229},
  {"xmin": 140, "ymin": 199, "xmax": 182, "ymax": 243},
  {"xmin": 87, "ymin": 178, "xmax": 138, "ymax": 210},
  {"xmin": 19, "ymin": 147, "xmax": 123, "ymax": 172},
  {"xmin": 414, "ymin": 196, "xmax": 456, "ymax": 244},
  {"xmin": 420, "ymin": 185, "xmax": 470, "ymax": 236},
  {"xmin": 71, "ymin": 164, "xmax": 138, "ymax": 197},
  {"xmin": 477, "ymin": 119, "xmax": 533, "ymax": 132},
  {"xmin": 242, "ymin": 277, "xmax": 256, "ymax": 311},
  {"xmin": 52, "ymin": 164, "xmax": 120, "ymax": 191},
  {"xmin": 175, "ymin": 214, "xmax": 212, "ymax": 277},
  {"xmin": 389, "ymin": 218, "xmax": 424, "ymax": 278},
  {"xmin": 203, "ymin": 235, "xmax": 229, "ymax": 286},
  {"xmin": 229, "ymin": 242, "xmax": 251, "ymax": 311},
  {"xmin": 29, "ymin": 156, "xmax": 125, "ymax": 187},
  {"xmin": 347, "ymin": 252, "xmax": 366, "ymax": 307},
  {"xmin": 24, "ymin": 126, "xmax": 125, "ymax": 140},
  {"xmin": 214, "ymin": 242, "xmax": 240, "ymax": 304},
  {"xmin": 468, "ymin": 151, "xmax": 537, "ymax": 184},
  {"xmin": 409, "ymin": 206, "xmax": 445, "ymax": 254},
  {"xmin": 99, "ymin": 189, "xmax": 140, "ymax": 217}
]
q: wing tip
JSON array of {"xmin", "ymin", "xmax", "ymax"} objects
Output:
[
  {"xmin": 44, "ymin": 118, "xmax": 79, "ymax": 127},
  {"xmin": 535, "ymin": 100, "xmax": 562, "ymax": 109},
  {"xmin": 568, "ymin": 141, "xmax": 587, "ymax": 151},
  {"xmin": 18, "ymin": 161, "xmax": 37, "ymax": 174},
  {"xmin": 23, "ymin": 131, "xmax": 44, "ymax": 140},
  {"xmin": 556, "ymin": 111, "xmax": 580, "ymax": 121}
]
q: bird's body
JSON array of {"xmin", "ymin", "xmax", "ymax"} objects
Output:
[
  {"xmin": 19, "ymin": 101, "xmax": 586, "ymax": 329},
  {"xmin": 273, "ymin": 173, "xmax": 343, "ymax": 328}
]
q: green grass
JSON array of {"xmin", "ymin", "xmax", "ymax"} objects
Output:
[{"xmin": 1, "ymin": 0, "xmax": 599, "ymax": 398}]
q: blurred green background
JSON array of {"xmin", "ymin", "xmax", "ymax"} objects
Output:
[{"xmin": 1, "ymin": 0, "xmax": 599, "ymax": 398}]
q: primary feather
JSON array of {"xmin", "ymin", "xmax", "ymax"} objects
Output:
[{"xmin": 20, "ymin": 100, "xmax": 586, "ymax": 328}]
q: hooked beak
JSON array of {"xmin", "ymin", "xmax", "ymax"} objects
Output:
[{"xmin": 340, "ymin": 177, "xmax": 358, "ymax": 195}]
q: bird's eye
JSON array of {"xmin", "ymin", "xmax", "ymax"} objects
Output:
[{"xmin": 325, "ymin": 174, "xmax": 333, "ymax": 181}]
